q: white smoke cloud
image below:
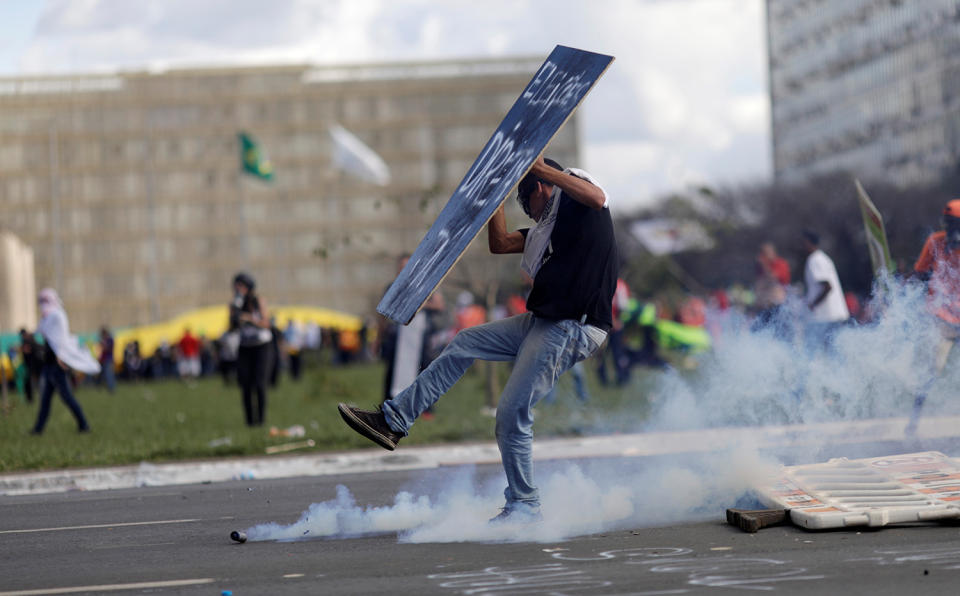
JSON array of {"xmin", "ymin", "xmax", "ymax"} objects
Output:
[
  {"xmin": 243, "ymin": 279, "xmax": 957, "ymax": 544},
  {"xmin": 244, "ymin": 446, "xmax": 777, "ymax": 544},
  {"xmin": 648, "ymin": 281, "xmax": 938, "ymax": 434}
]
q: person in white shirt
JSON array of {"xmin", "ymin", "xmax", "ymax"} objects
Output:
[{"xmin": 801, "ymin": 230, "xmax": 849, "ymax": 352}]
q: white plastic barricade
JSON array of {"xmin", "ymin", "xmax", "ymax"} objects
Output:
[{"xmin": 756, "ymin": 451, "xmax": 960, "ymax": 530}]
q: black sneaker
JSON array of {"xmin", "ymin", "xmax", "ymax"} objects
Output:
[
  {"xmin": 337, "ymin": 403, "xmax": 402, "ymax": 451},
  {"xmin": 488, "ymin": 505, "xmax": 543, "ymax": 525}
]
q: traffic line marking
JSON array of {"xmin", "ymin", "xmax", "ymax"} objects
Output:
[
  {"xmin": 0, "ymin": 578, "xmax": 215, "ymax": 595},
  {"xmin": 91, "ymin": 542, "xmax": 177, "ymax": 550},
  {"xmin": 0, "ymin": 518, "xmax": 200, "ymax": 535}
]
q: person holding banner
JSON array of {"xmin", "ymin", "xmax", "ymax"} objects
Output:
[
  {"xmin": 30, "ymin": 289, "xmax": 100, "ymax": 435},
  {"xmin": 906, "ymin": 199, "xmax": 960, "ymax": 435},
  {"xmin": 339, "ymin": 157, "xmax": 617, "ymax": 523}
]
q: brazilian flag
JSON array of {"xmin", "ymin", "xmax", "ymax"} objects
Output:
[{"xmin": 238, "ymin": 131, "xmax": 274, "ymax": 181}]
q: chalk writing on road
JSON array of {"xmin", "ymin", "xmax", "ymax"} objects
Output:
[
  {"xmin": 851, "ymin": 546, "xmax": 960, "ymax": 569},
  {"xmin": 648, "ymin": 556, "xmax": 825, "ymax": 591},
  {"xmin": 428, "ymin": 563, "xmax": 611, "ymax": 595},
  {"xmin": 551, "ymin": 547, "xmax": 693, "ymax": 562},
  {"xmin": 551, "ymin": 546, "xmax": 825, "ymax": 592}
]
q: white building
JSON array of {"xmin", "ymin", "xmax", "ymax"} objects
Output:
[
  {"xmin": 0, "ymin": 232, "xmax": 36, "ymax": 332},
  {"xmin": 767, "ymin": 0, "xmax": 960, "ymax": 185}
]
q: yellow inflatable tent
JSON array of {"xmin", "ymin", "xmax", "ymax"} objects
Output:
[{"xmin": 112, "ymin": 305, "xmax": 363, "ymax": 362}]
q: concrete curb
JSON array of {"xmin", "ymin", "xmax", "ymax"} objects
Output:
[{"xmin": 2, "ymin": 415, "xmax": 958, "ymax": 496}]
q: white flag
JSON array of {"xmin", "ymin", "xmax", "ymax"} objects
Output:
[
  {"xmin": 329, "ymin": 123, "xmax": 391, "ymax": 186},
  {"xmin": 630, "ymin": 218, "xmax": 713, "ymax": 256}
]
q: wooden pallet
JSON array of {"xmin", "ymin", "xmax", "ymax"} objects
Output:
[{"xmin": 725, "ymin": 508, "xmax": 789, "ymax": 533}]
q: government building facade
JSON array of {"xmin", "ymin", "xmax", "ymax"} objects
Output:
[{"xmin": 0, "ymin": 58, "xmax": 579, "ymax": 331}]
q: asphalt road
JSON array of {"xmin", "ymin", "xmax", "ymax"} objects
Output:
[{"xmin": 3, "ymin": 454, "xmax": 960, "ymax": 596}]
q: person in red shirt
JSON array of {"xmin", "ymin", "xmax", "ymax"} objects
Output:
[
  {"xmin": 752, "ymin": 242, "xmax": 792, "ymax": 336},
  {"xmin": 177, "ymin": 328, "xmax": 201, "ymax": 379},
  {"xmin": 906, "ymin": 199, "xmax": 960, "ymax": 435}
]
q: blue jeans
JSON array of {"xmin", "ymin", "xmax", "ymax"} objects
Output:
[
  {"xmin": 381, "ymin": 313, "xmax": 606, "ymax": 509},
  {"xmin": 804, "ymin": 320, "xmax": 846, "ymax": 355},
  {"xmin": 33, "ymin": 364, "xmax": 89, "ymax": 433},
  {"xmin": 100, "ymin": 358, "xmax": 116, "ymax": 393}
]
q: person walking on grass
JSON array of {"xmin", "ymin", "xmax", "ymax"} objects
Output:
[
  {"xmin": 230, "ymin": 272, "xmax": 272, "ymax": 427},
  {"xmin": 97, "ymin": 326, "xmax": 116, "ymax": 393},
  {"xmin": 31, "ymin": 289, "xmax": 100, "ymax": 435},
  {"xmin": 338, "ymin": 156, "xmax": 618, "ymax": 523}
]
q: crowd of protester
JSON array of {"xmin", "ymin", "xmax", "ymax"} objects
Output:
[
  {"xmin": 6, "ymin": 197, "xmax": 959, "ymax": 438},
  {"xmin": 5, "ymin": 312, "xmax": 373, "ymax": 401},
  {"xmin": 2, "ymin": 229, "xmax": 861, "ymax": 404}
]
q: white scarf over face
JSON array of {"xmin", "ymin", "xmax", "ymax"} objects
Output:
[
  {"xmin": 37, "ymin": 288, "xmax": 101, "ymax": 375},
  {"xmin": 520, "ymin": 168, "xmax": 608, "ymax": 282}
]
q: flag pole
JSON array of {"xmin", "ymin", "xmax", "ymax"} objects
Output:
[
  {"xmin": 237, "ymin": 170, "xmax": 250, "ymax": 270},
  {"xmin": 237, "ymin": 133, "xmax": 250, "ymax": 270}
]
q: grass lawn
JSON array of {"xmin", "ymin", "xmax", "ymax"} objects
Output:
[{"xmin": 0, "ymin": 358, "xmax": 656, "ymax": 473}]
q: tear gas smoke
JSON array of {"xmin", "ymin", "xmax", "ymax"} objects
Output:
[
  {"xmin": 245, "ymin": 447, "xmax": 775, "ymax": 544},
  {"xmin": 246, "ymin": 280, "xmax": 957, "ymax": 543}
]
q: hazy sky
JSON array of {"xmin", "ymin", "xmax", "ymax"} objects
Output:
[{"xmin": 0, "ymin": 0, "xmax": 771, "ymax": 212}]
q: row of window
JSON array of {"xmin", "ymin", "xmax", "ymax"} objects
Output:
[
  {"xmin": 769, "ymin": 0, "xmax": 952, "ymax": 62},
  {"xmin": 50, "ymin": 257, "xmax": 396, "ymax": 307},
  {"xmin": 0, "ymin": 86, "xmax": 518, "ymax": 141},
  {"xmin": 776, "ymin": 105, "xmax": 956, "ymax": 177},
  {"xmin": 772, "ymin": 8, "xmax": 959, "ymax": 96}
]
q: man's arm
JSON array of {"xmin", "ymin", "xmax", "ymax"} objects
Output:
[
  {"xmin": 529, "ymin": 157, "xmax": 606, "ymax": 210},
  {"xmin": 911, "ymin": 234, "xmax": 935, "ymax": 281},
  {"xmin": 488, "ymin": 204, "xmax": 525, "ymax": 254},
  {"xmin": 809, "ymin": 281, "xmax": 832, "ymax": 310}
]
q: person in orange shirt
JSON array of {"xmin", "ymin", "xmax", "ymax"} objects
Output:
[
  {"xmin": 751, "ymin": 242, "xmax": 792, "ymax": 337},
  {"xmin": 906, "ymin": 199, "xmax": 960, "ymax": 435}
]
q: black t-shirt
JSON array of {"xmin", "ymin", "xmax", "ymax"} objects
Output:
[{"xmin": 520, "ymin": 192, "xmax": 619, "ymax": 331}]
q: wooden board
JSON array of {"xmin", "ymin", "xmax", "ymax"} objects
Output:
[{"xmin": 377, "ymin": 45, "xmax": 614, "ymax": 324}]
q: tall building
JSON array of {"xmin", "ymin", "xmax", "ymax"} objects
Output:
[
  {"xmin": 0, "ymin": 232, "xmax": 36, "ymax": 332},
  {"xmin": 0, "ymin": 58, "xmax": 580, "ymax": 331},
  {"xmin": 766, "ymin": 0, "xmax": 960, "ymax": 185}
]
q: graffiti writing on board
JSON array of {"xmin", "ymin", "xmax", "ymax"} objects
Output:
[
  {"xmin": 459, "ymin": 127, "xmax": 536, "ymax": 210},
  {"xmin": 377, "ymin": 46, "xmax": 613, "ymax": 324},
  {"xmin": 408, "ymin": 228, "xmax": 451, "ymax": 301},
  {"xmin": 523, "ymin": 61, "xmax": 593, "ymax": 119},
  {"xmin": 455, "ymin": 61, "xmax": 593, "ymax": 212}
]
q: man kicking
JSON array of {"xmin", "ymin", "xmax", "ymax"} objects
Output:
[{"xmin": 339, "ymin": 156, "xmax": 618, "ymax": 523}]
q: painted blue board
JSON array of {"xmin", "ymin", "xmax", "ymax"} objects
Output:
[{"xmin": 378, "ymin": 45, "xmax": 614, "ymax": 324}]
